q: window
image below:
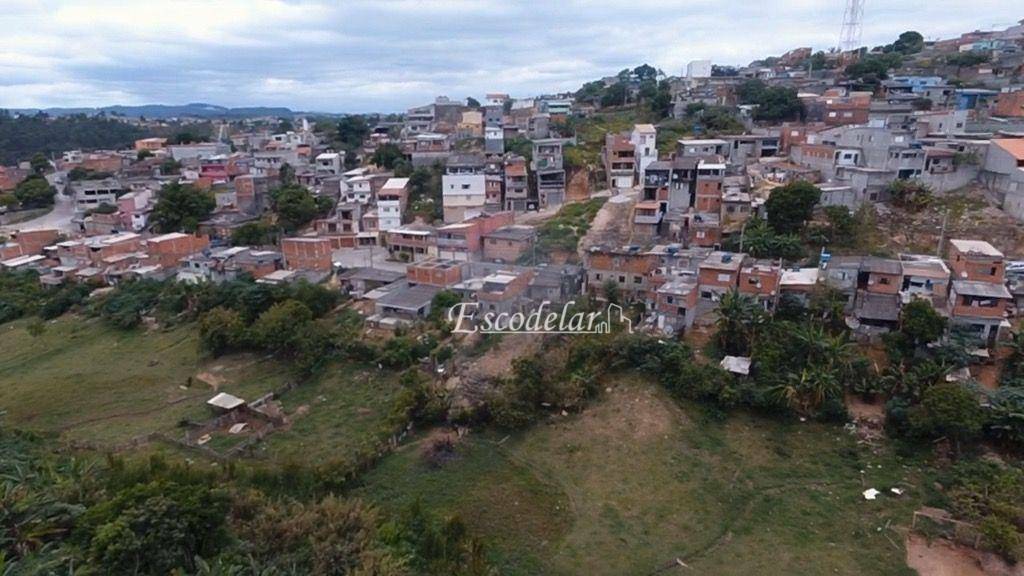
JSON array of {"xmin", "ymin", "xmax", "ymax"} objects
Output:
[
  {"xmin": 879, "ymin": 277, "xmax": 890, "ymax": 285},
  {"xmin": 633, "ymin": 275, "xmax": 642, "ymax": 284},
  {"xmin": 618, "ymin": 275, "xmax": 626, "ymax": 283}
]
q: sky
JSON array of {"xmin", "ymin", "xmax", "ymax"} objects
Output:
[{"xmin": 0, "ymin": 0, "xmax": 1017, "ymax": 113}]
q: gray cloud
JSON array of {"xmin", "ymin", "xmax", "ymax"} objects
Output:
[{"xmin": 0, "ymin": 0, "xmax": 1015, "ymax": 112}]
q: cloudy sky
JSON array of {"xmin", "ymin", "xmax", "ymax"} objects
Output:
[{"xmin": 1, "ymin": 0, "xmax": 1016, "ymax": 113}]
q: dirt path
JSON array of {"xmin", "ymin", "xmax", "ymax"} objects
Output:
[
  {"xmin": 906, "ymin": 534, "xmax": 1024, "ymax": 576},
  {"xmin": 578, "ymin": 189, "xmax": 637, "ymax": 257}
]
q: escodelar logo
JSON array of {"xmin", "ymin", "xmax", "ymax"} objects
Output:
[{"xmin": 448, "ymin": 300, "xmax": 633, "ymax": 334}]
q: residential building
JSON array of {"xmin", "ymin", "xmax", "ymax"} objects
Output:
[
  {"xmin": 584, "ymin": 245, "xmax": 658, "ymax": 302},
  {"xmin": 948, "ymin": 281, "xmax": 1012, "ymax": 346},
  {"xmin": 503, "ymin": 155, "xmax": 531, "ymax": 211},
  {"xmin": 994, "ymin": 89, "xmax": 1024, "ymax": 118},
  {"xmin": 697, "ymin": 251, "xmax": 744, "ymax": 301},
  {"xmin": 899, "ymin": 254, "xmax": 951, "ymax": 308},
  {"xmin": 407, "ymin": 258, "xmax": 465, "ymax": 287},
  {"xmin": 442, "ymin": 154, "xmax": 487, "ymax": 223},
  {"xmin": 532, "ymin": 139, "xmax": 566, "ymax": 207},
  {"xmin": 482, "ymin": 225, "xmax": 537, "ymax": 263},
  {"xmin": 143, "ymin": 232, "xmax": 210, "ymax": 269},
  {"xmin": 738, "ymin": 259, "xmax": 782, "ymax": 309},
  {"xmin": 947, "ymin": 239, "xmax": 1005, "ymax": 283},
  {"xmin": 603, "ymin": 133, "xmax": 636, "ymax": 190},
  {"xmin": 385, "ymin": 224, "xmax": 437, "ymax": 262},
  {"xmin": 281, "ymin": 237, "xmax": 333, "ymax": 272},
  {"xmin": 654, "ymin": 277, "xmax": 699, "ymax": 335},
  {"xmin": 436, "ymin": 211, "xmax": 515, "ymax": 261},
  {"xmin": 377, "ymin": 177, "xmax": 408, "ymax": 232},
  {"xmin": 315, "ymin": 152, "xmax": 344, "ymax": 177},
  {"xmin": 72, "ymin": 178, "xmax": 123, "ymax": 212}
]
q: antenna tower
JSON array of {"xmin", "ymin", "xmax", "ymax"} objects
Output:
[{"xmin": 839, "ymin": 0, "xmax": 865, "ymax": 52}]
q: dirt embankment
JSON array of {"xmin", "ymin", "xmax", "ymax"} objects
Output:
[
  {"xmin": 578, "ymin": 192, "xmax": 637, "ymax": 257},
  {"xmin": 906, "ymin": 534, "xmax": 1024, "ymax": 576}
]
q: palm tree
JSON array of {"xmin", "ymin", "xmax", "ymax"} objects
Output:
[{"xmin": 715, "ymin": 290, "xmax": 764, "ymax": 356}]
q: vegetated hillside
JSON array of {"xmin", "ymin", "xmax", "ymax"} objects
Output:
[
  {"xmin": 359, "ymin": 377, "xmax": 926, "ymax": 576},
  {"xmin": 0, "ymin": 111, "xmax": 145, "ymax": 164},
  {"xmin": 9, "ymin": 102, "xmax": 299, "ymax": 120},
  {"xmin": 0, "ymin": 317, "xmax": 291, "ymax": 446}
]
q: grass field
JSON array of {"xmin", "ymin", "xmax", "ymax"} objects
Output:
[
  {"xmin": 255, "ymin": 363, "xmax": 404, "ymax": 463},
  {"xmin": 0, "ymin": 316, "xmax": 291, "ymax": 447},
  {"xmin": 358, "ymin": 377, "xmax": 929, "ymax": 576}
]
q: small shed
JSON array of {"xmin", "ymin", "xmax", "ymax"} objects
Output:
[
  {"xmin": 720, "ymin": 355, "xmax": 752, "ymax": 375},
  {"xmin": 207, "ymin": 392, "xmax": 245, "ymax": 412}
]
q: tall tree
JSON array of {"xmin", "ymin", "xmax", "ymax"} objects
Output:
[
  {"xmin": 150, "ymin": 182, "xmax": 215, "ymax": 233},
  {"xmin": 765, "ymin": 181, "xmax": 821, "ymax": 235}
]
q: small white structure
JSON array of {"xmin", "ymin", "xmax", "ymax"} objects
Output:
[
  {"xmin": 207, "ymin": 392, "xmax": 245, "ymax": 412},
  {"xmin": 719, "ymin": 355, "xmax": 751, "ymax": 375}
]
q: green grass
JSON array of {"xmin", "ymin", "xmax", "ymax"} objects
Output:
[
  {"xmin": 0, "ymin": 316, "xmax": 290, "ymax": 447},
  {"xmin": 536, "ymin": 197, "xmax": 608, "ymax": 258},
  {"xmin": 358, "ymin": 377, "xmax": 929, "ymax": 576},
  {"xmin": 255, "ymin": 364, "xmax": 404, "ymax": 463}
]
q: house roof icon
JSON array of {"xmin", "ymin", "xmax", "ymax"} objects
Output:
[{"xmin": 604, "ymin": 303, "xmax": 633, "ymax": 333}]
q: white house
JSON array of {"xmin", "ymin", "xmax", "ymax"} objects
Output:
[
  {"xmin": 631, "ymin": 124, "xmax": 658, "ymax": 180},
  {"xmin": 377, "ymin": 177, "xmax": 408, "ymax": 232}
]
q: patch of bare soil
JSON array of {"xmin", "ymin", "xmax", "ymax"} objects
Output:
[
  {"xmin": 578, "ymin": 190, "xmax": 636, "ymax": 256},
  {"xmin": 460, "ymin": 333, "xmax": 541, "ymax": 381},
  {"xmin": 446, "ymin": 333, "xmax": 543, "ymax": 408},
  {"xmin": 194, "ymin": 371, "xmax": 225, "ymax": 390},
  {"xmin": 419, "ymin": 429, "xmax": 465, "ymax": 468},
  {"xmin": 906, "ymin": 534, "xmax": 1024, "ymax": 576},
  {"xmin": 877, "ymin": 187, "xmax": 1024, "ymax": 257},
  {"xmin": 579, "ymin": 382, "xmax": 679, "ymax": 442}
]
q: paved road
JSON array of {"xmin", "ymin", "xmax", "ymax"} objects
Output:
[{"xmin": 0, "ymin": 191, "xmax": 77, "ymax": 234}]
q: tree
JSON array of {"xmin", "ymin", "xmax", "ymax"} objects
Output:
[
  {"xmin": 466, "ymin": 96, "xmax": 481, "ymax": 108},
  {"xmin": 633, "ymin": 64, "xmax": 658, "ymax": 82},
  {"xmin": 900, "ymin": 299, "xmax": 947, "ymax": 348},
  {"xmin": 715, "ymin": 290, "xmax": 764, "ymax": 356},
  {"xmin": 29, "ymin": 152, "xmax": 48, "ymax": 175},
  {"xmin": 80, "ymin": 481, "xmax": 230, "ymax": 575},
  {"xmin": 13, "ymin": 175, "xmax": 55, "ymax": 208},
  {"xmin": 278, "ymin": 161, "xmax": 295, "ymax": 186},
  {"xmin": 736, "ymin": 80, "xmax": 803, "ymax": 121},
  {"xmin": 198, "ymin": 307, "xmax": 246, "ymax": 356},
  {"xmin": 150, "ymin": 182, "xmax": 215, "ymax": 233},
  {"xmin": 891, "ymin": 31, "xmax": 924, "ymax": 55},
  {"xmin": 845, "ymin": 53, "xmax": 903, "ymax": 81},
  {"xmin": 428, "ymin": 290, "xmax": 462, "ymax": 323},
  {"xmin": 250, "ymin": 300, "xmax": 314, "ymax": 355},
  {"xmin": 602, "ymin": 279, "xmax": 621, "ymax": 306},
  {"xmin": 230, "ymin": 221, "xmax": 276, "ymax": 246},
  {"xmin": 765, "ymin": 180, "xmax": 821, "ymax": 234},
  {"xmin": 909, "ymin": 382, "xmax": 986, "ymax": 447},
  {"xmin": 271, "ymin": 184, "xmax": 330, "ymax": 233},
  {"xmin": 371, "ymin": 143, "xmax": 405, "ymax": 169},
  {"xmin": 887, "ymin": 179, "xmax": 932, "ymax": 211},
  {"xmin": 336, "ymin": 115, "xmax": 370, "ymax": 149},
  {"xmin": 911, "ymin": 97, "xmax": 933, "ymax": 111},
  {"xmin": 600, "ymin": 83, "xmax": 627, "ymax": 108},
  {"xmin": 136, "ymin": 149, "xmax": 153, "ymax": 161}
]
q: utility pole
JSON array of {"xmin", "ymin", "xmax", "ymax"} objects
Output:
[{"xmin": 936, "ymin": 207, "xmax": 949, "ymax": 258}]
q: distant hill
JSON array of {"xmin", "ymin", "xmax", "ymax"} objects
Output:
[{"xmin": 8, "ymin": 102, "xmax": 304, "ymax": 120}]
